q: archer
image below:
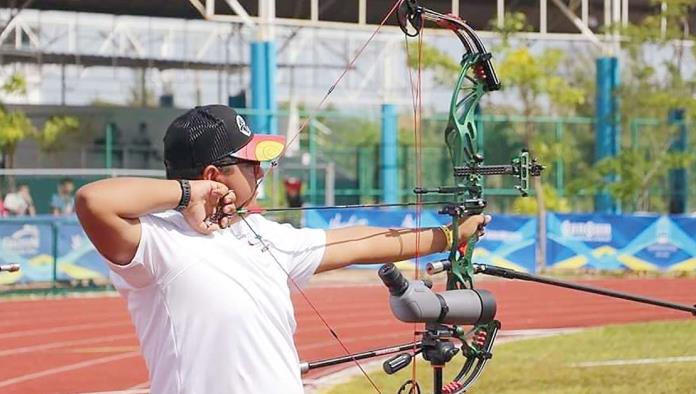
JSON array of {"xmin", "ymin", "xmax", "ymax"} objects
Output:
[{"xmin": 75, "ymin": 104, "xmax": 489, "ymax": 393}]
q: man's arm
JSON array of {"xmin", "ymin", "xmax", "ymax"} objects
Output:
[
  {"xmin": 75, "ymin": 177, "xmax": 234, "ymax": 266},
  {"xmin": 50, "ymin": 195, "xmax": 61, "ymax": 216},
  {"xmin": 317, "ymin": 215, "xmax": 489, "ymax": 273}
]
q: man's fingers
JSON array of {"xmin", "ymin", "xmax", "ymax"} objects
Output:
[
  {"xmin": 468, "ymin": 214, "xmax": 487, "ymax": 226},
  {"xmin": 220, "ymin": 216, "xmax": 230, "ymax": 228},
  {"xmin": 209, "ymin": 182, "xmax": 230, "ymax": 199},
  {"xmin": 197, "ymin": 220, "xmax": 220, "ymax": 235},
  {"xmin": 476, "ymin": 215, "xmax": 491, "ymax": 238},
  {"xmin": 223, "ymin": 190, "xmax": 236, "ymax": 204}
]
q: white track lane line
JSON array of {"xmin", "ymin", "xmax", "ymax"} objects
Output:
[
  {"xmin": 0, "ymin": 311, "xmax": 128, "ymax": 328},
  {"xmin": 572, "ymin": 355, "xmax": 696, "ymax": 368},
  {"xmin": 128, "ymin": 381, "xmax": 149, "ymax": 389},
  {"xmin": 0, "ymin": 351, "xmax": 140, "ymax": 388},
  {"xmin": 0, "ymin": 333, "xmax": 134, "ymax": 357},
  {"xmin": 80, "ymin": 390, "xmax": 149, "ymax": 394},
  {"xmin": 0, "ymin": 321, "xmax": 129, "ymax": 340}
]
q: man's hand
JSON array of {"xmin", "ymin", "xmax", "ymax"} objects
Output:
[
  {"xmin": 455, "ymin": 214, "xmax": 492, "ymax": 243},
  {"xmin": 183, "ymin": 181, "xmax": 237, "ymax": 235}
]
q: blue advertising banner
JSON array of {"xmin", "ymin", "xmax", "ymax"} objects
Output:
[
  {"xmin": 479, "ymin": 215, "xmax": 536, "ymax": 273},
  {"xmin": 547, "ymin": 213, "xmax": 696, "ymax": 271},
  {"xmin": 0, "ymin": 216, "xmax": 106, "ymax": 285},
  {"xmin": 57, "ymin": 222, "xmax": 110, "ymax": 279},
  {"xmin": 304, "ymin": 209, "xmax": 537, "ymax": 272},
  {"xmin": 0, "ymin": 221, "xmax": 56, "ymax": 284},
  {"xmin": 668, "ymin": 217, "xmax": 696, "ymax": 271},
  {"xmin": 3, "ymin": 211, "xmax": 696, "ymax": 285}
]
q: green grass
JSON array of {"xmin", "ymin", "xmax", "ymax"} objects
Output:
[{"xmin": 323, "ymin": 320, "xmax": 696, "ymax": 394}]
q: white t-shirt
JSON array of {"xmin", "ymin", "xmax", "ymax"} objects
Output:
[
  {"xmin": 107, "ymin": 211, "xmax": 326, "ymax": 394},
  {"xmin": 4, "ymin": 192, "xmax": 29, "ymax": 215}
]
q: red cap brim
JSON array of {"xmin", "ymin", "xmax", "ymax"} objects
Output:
[{"xmin": 232, "ymin": 135, "xmax": 286, "ymax": 162}]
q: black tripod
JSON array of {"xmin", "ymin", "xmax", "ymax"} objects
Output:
[
  {"xmin": 412, "ymin": 324, "xmax": 463, "ymax": 394},
  {"xmin": 301, "ymin": 322, "xmax": 486, "ymax": 394}
]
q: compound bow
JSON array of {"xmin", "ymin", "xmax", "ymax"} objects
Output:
[
  {"xmin": 298, "ymin": 1, "xmax": 545, "ymax": 392},
  {"xmin": 384, "ymin": 2, "xmax": 542, "ymax": 393}
]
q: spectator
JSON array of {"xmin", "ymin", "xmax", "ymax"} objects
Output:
[
  {"xmin": 0, "ymin": 195, "xmax": 7, "ymax": 217},
  {"xmin": 4, "ymin": 184, "xmax": 36, "ymax": 216},
  {"xmin": 51, "ymin": 178, "xmax": 76, "ymax": 216}
]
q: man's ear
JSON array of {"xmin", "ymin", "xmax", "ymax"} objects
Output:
[{"xmin": 201, "ymin": 165, "xmax": 221, "ymax": 181}]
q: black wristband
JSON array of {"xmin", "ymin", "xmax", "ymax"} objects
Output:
[{"xmin": 175, "ymin": 179, "xmax": 191, "ymax": 211}]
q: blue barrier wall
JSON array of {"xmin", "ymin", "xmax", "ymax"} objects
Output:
[
  {"xmin": 304, "ymin": 209, "xmax": 537, "ymax": 273},
  {"xmin": 2, "ymin": 211, "xmax": 696, "ymax": 285},
  {"xmin": 548, "ymin": 213, "xmax": 696, "ymax": 272},
  {"xmin": 306, "ymin": 210, "xmax": 696, "ymax": 273},
  {"xmin": 0, "ymin": 216, "xmax": 107, "ymax": 285}
]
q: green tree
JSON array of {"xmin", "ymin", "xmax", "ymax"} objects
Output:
[
  {"xmin": 569, "ymin": 0, "xmax": 696, "ymax": 212},
  {"xmin": 0, "ymin": 109, "xmax": 34, "ymax": 170},
  {"xmin": 35, "ymin": 116, "xmax": 81, "ymax": 153},
  {"xmin": 0, "ymin": 74, "xmax": 33, "ymax": 172},
  {"xmin": 405, "ymin": 41, "xmax": 459, "ymax": 86},
  {"xmin": 491, "ymin": 13, "xmax": 589, "ymax": 269},
  {"xmin": 0, "ymin": 74, "xmax": 80, "ymax": 190},
  {"xmin": 402, "ymin": 12, "xmax": 591, "ymax": 268}
]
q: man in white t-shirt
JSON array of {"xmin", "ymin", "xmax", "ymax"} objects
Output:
[
  {"xmin": 4, "ymin": 184, "xmax": 36, "ymax": 216},
  {"xmin": 75, "ymin": 105, "xmax": 490, "ymax": 394}
]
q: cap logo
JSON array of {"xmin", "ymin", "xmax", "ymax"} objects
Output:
[{"xmin": 236, "ymin": 115, "xmax": 251, "ymax": 136}]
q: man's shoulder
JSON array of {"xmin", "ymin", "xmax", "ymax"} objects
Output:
[{"xmin": 3, "ymin": 193, "xmax": 22, "ymax": 210}]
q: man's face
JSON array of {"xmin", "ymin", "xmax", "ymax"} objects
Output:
[
  {"xmin": 18, "ymin": 186, "xmax": 30, "ymax": 198},
  {"xmin": 212, "ymin": 160, "xmax": 264, "ymax": 208},
  {"xmin": 62, "ymin": 182, "xmax": 74, "ymax": 194}
]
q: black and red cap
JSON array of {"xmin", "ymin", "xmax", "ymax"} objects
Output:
[{"xmin": 163, "ymin": 105, "xmax": 285, "ymax": 179}]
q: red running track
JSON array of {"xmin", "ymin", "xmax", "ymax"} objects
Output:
[{"xmin": 1, "ymin": 277, "xmax": 695, "ymax": 393}]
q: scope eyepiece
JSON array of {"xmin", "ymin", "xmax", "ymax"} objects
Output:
[{"xmin": 378, "ymin": 264, "xmax": 409, "ymax": 297}]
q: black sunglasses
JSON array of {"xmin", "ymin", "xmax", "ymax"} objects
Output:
[{"xmin": 210, "ymin": 156, "xmax": 261, "ymax": 168}]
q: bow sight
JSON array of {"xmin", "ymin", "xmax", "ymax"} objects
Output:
[{"xmin": 414, "ymin": 149, "xmax": 545, "ymax": 215}]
